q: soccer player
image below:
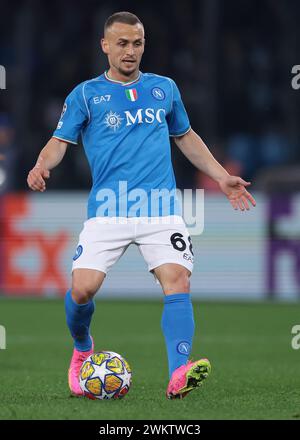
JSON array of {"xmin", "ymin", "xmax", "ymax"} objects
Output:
[{"xmin": 27, "ymin": 12, "xmax": 256, "ymax": 399}]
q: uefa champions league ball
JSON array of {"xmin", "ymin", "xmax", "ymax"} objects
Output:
[{"xmin": 79, "ymin": 351, "xmax": 132, "ymax": 400}]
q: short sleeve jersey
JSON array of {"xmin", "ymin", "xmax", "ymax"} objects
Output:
[{"xmin": 53, "ymin": 71, "xmax": 191, "ymax": 218}]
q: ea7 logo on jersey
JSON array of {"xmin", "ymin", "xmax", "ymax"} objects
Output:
[
  {"xmin": 94, "ymin": 95, "xmax": 111, "ymax": 104},
  {"xmin": 125, "ymin": 108, "xmax": 166, "ymax": 126}
]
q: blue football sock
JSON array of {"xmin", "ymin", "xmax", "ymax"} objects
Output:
[
  {"xmin": 161, "ymin": 293, "xmax": 195, "ymax": 378},
  {"xmin": 64, "ymin": 289, "xmax": 95, "ymax": 351}
]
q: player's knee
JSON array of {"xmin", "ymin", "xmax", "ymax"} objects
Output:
[
  {"xmin": 175, "ymin": 272, "xmax": 190, "ymax": 293},
  {"xmin": 71, "ymin": 282, "xmax": 97, "ymax": 304},
  {"xmin": 163, "ymin": 268, "xmax": 190, "ymax": 294}
]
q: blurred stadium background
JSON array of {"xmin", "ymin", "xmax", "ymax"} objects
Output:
[
  {"xmin": 1, "ymin": 0, "xmax": 300, "ymax": 422},
  {"xmin": 1, "ymin": 0, "xmax": 300, "ymax": 301}
]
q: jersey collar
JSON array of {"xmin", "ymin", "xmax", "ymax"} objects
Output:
[{"xmin": 104, "ymin": 70, "xmax": 141, "ymax": 86}]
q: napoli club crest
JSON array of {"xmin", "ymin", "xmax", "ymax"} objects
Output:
[
  {"xmin": 177, "ymin": 341, "xmax": 191, "ymax": 355},
  {"xmin": 73, "ymin": 245, "xmax": 83, "ymax": 261},
  {"xmin": 151, "ymin": 87, "xmax": 165, "ymax": 100}
]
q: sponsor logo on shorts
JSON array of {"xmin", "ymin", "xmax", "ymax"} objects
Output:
[
  {"xmin": 183, "ymin": 253, "xmax": 194, "ymax": 264},
  {"xmin": 177, "ymin": 341, "xmax": 191, "ymax": 355},
  {"xmin": 73, "ymin": 245, "xmax": 83, "ymax": 261}
]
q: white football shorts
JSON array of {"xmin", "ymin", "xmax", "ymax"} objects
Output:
[{"xmin": 72, "ymin": 216, "xmax": 194, "ymax": 277}]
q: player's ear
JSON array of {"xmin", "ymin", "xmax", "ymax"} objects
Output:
[{"xmin": 101, "ymin": 38, "xmax": 109, "ymax": 54}]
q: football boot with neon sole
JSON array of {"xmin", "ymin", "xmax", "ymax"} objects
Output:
[
  {"xmin": 68, "ymin": 336, "xmax": 94, "ymax": 396},
  {"xmin": 166, "ymin": 358, "xmax": 211, "ymax": 399}
]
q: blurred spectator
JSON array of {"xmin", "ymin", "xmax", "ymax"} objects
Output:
[
  {"xmin": 226, "ymin": 133, "xmax": 258, "ymax": 181},
  {"xmin": 195, "ymin": 140, "xmax": 243, "ymax": 191},
  {"xmin": 259, "ymin": 123, "xmax": 292, "ymax": 168},
  {"xmin": 0, "ymin": 114, "xmax": 17, "ymax": 193}
]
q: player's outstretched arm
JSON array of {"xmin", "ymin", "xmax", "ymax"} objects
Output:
[
  {"xmin": 27, "ymin": 137, "xmax": 68, "ymax": 192},
  {"xmin": 174, "ymin": 129, "xmax": 256, "ymax": 211}
]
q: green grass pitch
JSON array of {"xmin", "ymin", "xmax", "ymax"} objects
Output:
[{"xmin": 0, "ymin": 299, "xmax": 300, "ymax": 420}]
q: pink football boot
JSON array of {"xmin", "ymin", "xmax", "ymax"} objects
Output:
[
  {"xmin": 166, "ymin": 358, "xmax": 211, "ymax": 399},
  {"xmin": 68, "ymin": 337, "xmax": 94, "ymax": 396}
]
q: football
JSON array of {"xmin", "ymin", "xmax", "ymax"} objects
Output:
[{"xmin": 79, "ymin": 351, "xmax": 132, "ymax": 400}]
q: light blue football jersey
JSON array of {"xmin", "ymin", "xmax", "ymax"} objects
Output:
[{"xmin": 53, "ymin": 71, "xmax": 191, "ymax": 218}]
